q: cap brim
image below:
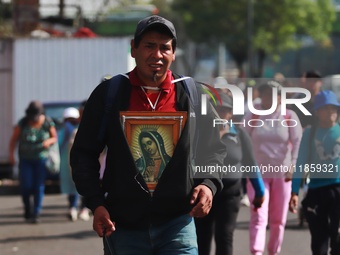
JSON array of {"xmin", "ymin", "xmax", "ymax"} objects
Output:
[
  {"xmin": 136, "ymin": 23, "xmax": 175, "ymax": 40},
  {"xmin": 314, "ymin": 103, "xmax": 340, "ymax": 111}
]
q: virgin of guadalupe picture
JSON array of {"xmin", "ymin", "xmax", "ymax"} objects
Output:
[
  {"xmin": 135, "ymin": 129, "xmax": 172, "ymax": 192},
  {"xmin": 120, "ymin": 111, "xmax": 187, "ymax": 194}
]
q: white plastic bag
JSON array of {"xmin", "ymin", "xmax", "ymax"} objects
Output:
[{"xmin": 45, "ymin": 142, "xmax": 60, "ymax": 174}]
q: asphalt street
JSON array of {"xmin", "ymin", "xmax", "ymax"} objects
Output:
[{"xmin": 0, "ymin": 194, "xmax": 312, "ymax": 255}]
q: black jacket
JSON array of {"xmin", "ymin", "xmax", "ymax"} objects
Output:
[
  {"xmin": 220, "ymin": 126, "xmax": 263, "ymax": 196},
  {"xmin": 70, "ymin": 75, "xmax": 226, "ymax": 228}
]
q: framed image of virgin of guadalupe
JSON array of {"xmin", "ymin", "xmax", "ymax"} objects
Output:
[{"xmin": 120, "ymin": 111, "xmax": 187, "ymax": 193}]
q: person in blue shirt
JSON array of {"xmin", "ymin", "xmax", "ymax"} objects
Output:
[
  {"xmin": 195, "ymin": 91, "xmax": 265, "ymax": 255},
  {"xmin": 59, "ymin": 107, "xmax": 80, "ymax": 221},
  {"xmin": 289, "ymin": 90, "xmax": 340, "ymax": 255}
]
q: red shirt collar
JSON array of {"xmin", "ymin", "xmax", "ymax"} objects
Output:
[{"xmin": 128, "ymin": 68, "xmax": 173, "ymax": 93}]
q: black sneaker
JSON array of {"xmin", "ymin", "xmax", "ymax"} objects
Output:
[{"xmin": 24, "ymin": 211, "xmax": 31, "ymax": 222}]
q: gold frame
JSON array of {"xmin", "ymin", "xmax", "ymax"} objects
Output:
[
  {"xmin": 120, "ymin": 111, "xmax": 187, "ymax": 193},
  {"xmin": 120, "ymin": 111, "xmax": 187, "ymax": 152}
]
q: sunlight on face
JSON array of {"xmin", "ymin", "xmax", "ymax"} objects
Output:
[{"xmin": 131, "ymin": 31, "xmax": 175, "ymax": 85}]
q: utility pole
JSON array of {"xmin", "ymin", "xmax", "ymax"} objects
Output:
[
  {"xmin": 59, "ymin": 0, "xmax": 65, "ymax": 19},
  {"xmin": 247, "ymin": 0, "xmax": 254, "ymax": 77},
  {"xmin": 13, "ymin": 0, "xmax": 39, "ymax": 35}
]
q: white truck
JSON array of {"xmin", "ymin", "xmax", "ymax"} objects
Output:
[{"xmin": 0, "ymin": 37, "xmax": 133, "ymax": 178}]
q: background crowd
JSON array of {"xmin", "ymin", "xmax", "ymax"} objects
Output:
[{"xmin": 7, "ymin": 13, "xmax": 340, "ymax": 255}]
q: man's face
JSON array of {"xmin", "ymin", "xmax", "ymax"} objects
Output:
[
  {"xmin": 306, "ymin": 79, "xmax": 322, "ymax": 96},
  {"xmin": 131, "ymin": 30, "xmax": 175, "ymax": 85},
  {"xmin": 260, "ymin": 87, "xmax": 281, "ymax": 110},
  {"xmin": 215, "ymin": 106, "xmax": 233, "ymax": 120},
  {"xmin": 316, "ymin": 105, "xmax": 338, "ymax": 125}
]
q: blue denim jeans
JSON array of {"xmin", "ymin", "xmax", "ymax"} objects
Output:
[
  {"xmin": 68, "ymin": 193, "xmax": 80, "ymax": 209},
  {"xmin": 103, "ymin": 214, "xmax": 198, "ymax": 255},
  {"xmin": 19, "ymin": 158, "xmax": 47, "ymax": 217}
]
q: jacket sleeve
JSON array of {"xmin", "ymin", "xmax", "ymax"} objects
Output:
[
  {"xmin": 193, "ymin": 89, "xmax": 226, "ymax": 195},
  {"xmin": 291, "ymin": 128, "xmax": 310, "ymax": 194},
  {"xmin": 70, "ymin": 82, "xmax": 108, "ymax": 212},
  {"xmin": 238, "ymin": 127, "xmax": 265, "ymax": 197}
]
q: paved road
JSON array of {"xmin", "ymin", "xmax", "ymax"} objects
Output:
[{"xmin": 0, "ymin": 194, "xmax": 311, "ymax": 255}]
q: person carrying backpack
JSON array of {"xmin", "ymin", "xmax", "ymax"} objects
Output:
[
  {"xmin": 70, "ymin": 15, "xmax": 226, "ymax": 255},
  {"xmin": 9, "ymin": 100, "xmax": 58, "ymax": 223},
  {"xmin": 289, "ymin": 90, "xmax": 340, "ymax": 255},
  {"xmin": 195, "ymin": 91, "xmax": 265, "ymax": 255}
]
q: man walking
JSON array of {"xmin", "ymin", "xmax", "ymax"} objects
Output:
[{"xmin": 70, "ymin": 15, "xmax": 225, "ymax": 254}]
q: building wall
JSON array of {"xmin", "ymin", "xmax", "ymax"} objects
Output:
[{"xmin": 0, "ymin": 39, "xmax": 13, "ymax": 162}]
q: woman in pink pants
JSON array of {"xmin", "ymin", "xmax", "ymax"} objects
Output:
[{"xmin": 244, "ymin": 80, "xmax": 303, "ymax": 255}]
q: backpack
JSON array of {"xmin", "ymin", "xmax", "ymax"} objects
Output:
[{"xmin": 97, "ymin": 73, "xmax": 201, "ymax": 157}]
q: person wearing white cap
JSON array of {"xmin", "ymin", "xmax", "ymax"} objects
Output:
[
  {"xmin": 289, "ymin": 90, "xmax": 340, "ymax": 255},
  {"xmin": 60, "ymin": 107, "xmax": 80, "ymax": 221}
]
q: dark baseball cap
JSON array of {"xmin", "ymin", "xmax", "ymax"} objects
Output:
[
  {"xmin": 305, "ymin": 70, "xmax": 322, "ymax": 79},
  {"xmin": 219, "ymin": 93, "xmax": 233, "ymax": 109},
  {"xmin": 134, "ymin": 15, "xmax": 177, "ymax": 41},
  {"xmin": 210, "ymin": 92, "xmax": 233, "ymax": 109}
]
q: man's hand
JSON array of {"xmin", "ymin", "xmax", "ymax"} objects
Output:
[
  {"xmin": 284, "ymin": 165, "xmax": 294, "ymax": 182},
  {"xmin": 189, "ymin": 185, "xmax": 213, "ymax": 218},
  {"xmin": 252, "ymin": 196, "xmax": 265, "ymax": 211},
  {"xmin": 289, "ymin": 193, "xmax": 299, "ymax": 213},
  {"xmin": 93, "ymin": 206, "xmax": 115, "ymax": 237}
]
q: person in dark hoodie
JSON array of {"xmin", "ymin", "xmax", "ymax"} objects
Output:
[
  {"xmin": 70, "ymin": 15, "xmax": 226, "ymax": 254},
  {"xmin": 195, "ymin": 91, "xmax": 265, "ymax": 255}
]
